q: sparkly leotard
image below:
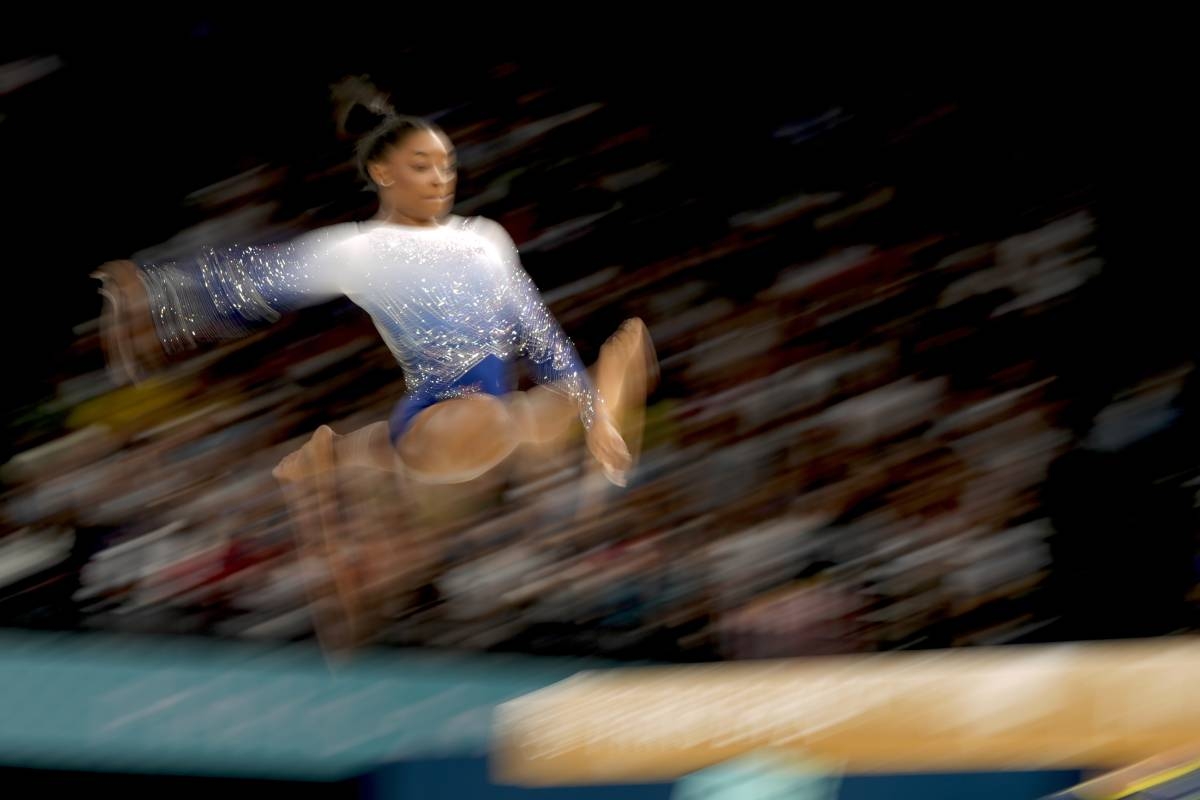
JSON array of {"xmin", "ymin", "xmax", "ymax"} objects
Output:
[{"xmin": 136, "ymin": 215, "xmax": 598, "ymax": 434}]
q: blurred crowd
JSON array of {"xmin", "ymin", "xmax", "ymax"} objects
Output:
[{"xmin": 2, "ymin": 63, "xmax": 1197, "ymax": 661}]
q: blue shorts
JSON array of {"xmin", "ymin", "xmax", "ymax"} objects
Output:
[{"xmin": 388, "ymin": 355, "xmax": 512, "ymax": 444}]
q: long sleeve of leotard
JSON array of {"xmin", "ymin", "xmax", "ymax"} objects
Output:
[
  {"xmin": 135, "ymin": 223, "xmax": 361, "ymax": 354},
  {"xmin": 465, "ymin": 216, "xmax": 602, "ymax": 430}
]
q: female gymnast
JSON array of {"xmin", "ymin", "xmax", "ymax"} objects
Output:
[{"xmin": 92, "ymin": 80, "xmax": 656, "ymax": 650}]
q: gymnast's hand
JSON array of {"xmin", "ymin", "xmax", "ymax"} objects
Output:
[
  {"xmin": 586, "ymin": 410, "xmax": 633, "ymax": 487},
  {"xmin": 91, "ymin": 259, "xmax": 166, "ymax": 385}
]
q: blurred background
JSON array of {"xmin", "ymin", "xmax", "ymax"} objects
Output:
[{"xmin": 2, "ymin": 17, "xmax": 1197, "ymax": 667}]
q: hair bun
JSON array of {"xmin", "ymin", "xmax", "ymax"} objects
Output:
[{"xmin": 331, "ymin": 75, "xmax": 396, "ymax": 138}]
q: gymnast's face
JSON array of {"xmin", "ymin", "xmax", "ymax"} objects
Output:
[{"xmin": 369, "ymin": 128, "xmax": 457, "ymax": 226}]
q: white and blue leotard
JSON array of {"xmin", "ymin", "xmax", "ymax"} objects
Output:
[{"xmin": 135, "ymin": 215, "xmax": 599, "ymax": 437}]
